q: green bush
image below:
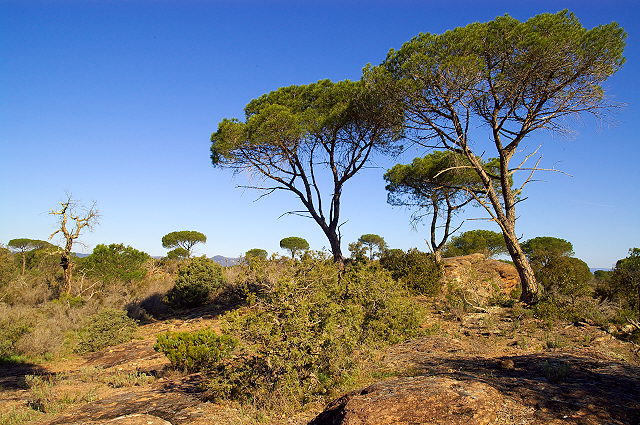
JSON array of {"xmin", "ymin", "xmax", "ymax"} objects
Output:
[
  {"xmin": 532, "ymin": 296, "xmax": 607, "ymax": 325},
  {"xmin": 75, "ymin": 309, "xmax": 138, "ymax": 353},
  {"xmin": 535, "ymin": 256, "xmax": 593, "ymax": 298},
  {"xmin": 196, "ymin": 256, "xmax": 425, "ymax": 409},
  {"xmin": 0, "ymin": 247, "xmax": 18, "ymax": 286},
  {"xmin": 380, "ymin": 248, "xmax": 442, "ymax": 295},
  {"xmin": 166, "ymin": 256, "xmax": 225, "ymax": 307},
  {"xmin": 0, "ymin": 316, "xmax": 32, "ymax": 360},
  {"xmin": 154, "ymin": 328, "xmax": 237, "ymax": 372}
]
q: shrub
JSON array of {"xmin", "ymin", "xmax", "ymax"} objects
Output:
[
  {"xmin": 75, "ymin": 309, "xmax": 138, "ymax": 353},
  {"xmin": 196, "ymin": 256, "xmax": 424, "ymax": 409},
  {"xmin": 535, "ymin": 256, "xmax": 593, "ymax": 298},
  {"xmin": 166, "ymin": 256, "xmax": 225, "ymax": 307},
  {"xmin": 380, "ymin": 248, "xmax": 442, "ymax": 295},
  {"xmin": 0, "ymin": 246, "xmax": 18, "ymax": 286},
  {"xmin": 103, "ymin": 371, "xmax": 155, "ymax": 388},
  {"xmin": 154, "ymin": 328, "xmax": 237, "ymax": 372},
  {"xmin": 0, "ymin": 314, "xmax": 32, "ymax": 360}
]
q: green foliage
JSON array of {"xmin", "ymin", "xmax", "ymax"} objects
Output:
[
  {"xmin": 80, "ymin": 243, "xmax": 149, "ymax": 283},
  {"xmin": 348, "ymin": 241, "xmax": 368, "ymax": 263},
  {"xmin": 167, "ymin": 256, "xmax": 425, "ymax": 408},
  {"xmin": 51, "ymin": 293, "xmax": 85, "ymax": 308},
  {"xmin": 7, "ymin": 239, "xmax": 53, "ymax": 274},
  {"xmin": 211, "ymin": 80, "xmax": 403, "ymax": 166},
  {"xmin": 522, "ymin": 237, "xmax": 574, "ymax": 267},
  {"xmin": 378, "ymin": 10, "xmax": 626, "ymax": 303},
  {"xmin": 166, "ymin": 247, "xmax": 189, "ymax": 260},
  {"xmin": 279, "ymin": 237, "xmax": 309, "ymax": 259},
  {"xmin": 536, "ymin": 256, "xmax": 593, "ymax": 298},
  {"xmin": 379, "ymin": 248, "xmax": 442, "ymax": 295},
  {"xmin": 0, "ymin": 316, "xmax": 32, "ymax": 360},
  {"xmin": 154, "ymin": 328, "xmax": 238, "ymax": 372},
  {"xmin": 443, "ymin": 230, "xmax": 507, "ymax": 258},
  {"xmin": 75, "ymin": 309, "xmax": 138, "ymax": 353},
  {"xmin": 245, "ymin": 248, "xmax": 268, "ymax": 260},
  {"xmin": 384, "ymin": 153, "xmax": 507, "ymax": 257},
  {"xmin": 7, "ymin": 239, "xmax": 52, "ymax": 253},
  {"xmin": 0, "ymin": 247, "xmax": 18, "ymax": 285},
  {"xmin": 103, "ymin": 371, "xmax": 155, "ymax": 388},
  {"xmin": 166, "ymin": 256, "xmax": 225, "ymax": 307},
  {"xmin": 605, "ymin": 248, "xmax": 640, "ymax": 317},
  {"xmin": 384, "ymin": 151, "xmax": 488, "ymax": 210},
  {"xmin": 357, "ymin": 234, "xmax": 387, "ymax": 260},
  {"xmin": 531, "ymin": 296, "xmax": 607, "ymax": 325},
  {"xmin": 0, "ymin": 405, "xmax": 39, "ymax": 425},
  {"xmin": 161, "ymin": 231, "xmax": 207, "ymax": 256}
]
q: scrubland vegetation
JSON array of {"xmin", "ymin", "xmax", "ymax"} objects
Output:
[{"xmin": 1, "ymin": 229, "xmax": 638, "ymax": 419}]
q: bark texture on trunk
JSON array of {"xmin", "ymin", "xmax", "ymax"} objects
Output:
[
  {"xmin": 326, "ymin": 229, "xmax": 344, "ymax": 264},
  {"xmin": 501, "ymin": 226, "xmax": 540, "ymax": 303}
]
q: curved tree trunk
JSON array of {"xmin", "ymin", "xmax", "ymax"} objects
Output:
[{"xmin": 501, "ymin": 226, "xmax": 541, "ymax": 304}]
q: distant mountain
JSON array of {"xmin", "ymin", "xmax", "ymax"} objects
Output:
[
  {"xmin": 72, "ymin": 252, "xmax": 90, "ymax": 258},
  {"xmin": 211, "ymin": 255, "xmax": 242, "ymax": 266}
]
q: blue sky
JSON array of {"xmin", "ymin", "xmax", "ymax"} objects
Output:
[{"xmin": 1, "ymin": 0, "xmax": 638, "ymax": 268}]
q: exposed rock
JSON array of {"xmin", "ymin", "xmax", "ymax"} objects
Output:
[
  {"xmin": 309, "ymin": 376, "xmax": 502, "ymax": 425},
  {"xmin": 79, "ymin": 414, "xmax": 173, "ymax": 425},
  {"xmin": 45, "ymin": 374, "xmax": 205, "ymax": 425},
  {"xmin": 441, "ymin": 254, "xmax": 519, "ymax": 305}
]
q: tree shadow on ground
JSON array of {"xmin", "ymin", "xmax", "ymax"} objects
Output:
[
  {"xmin": 0, "ymin": 360, "xmax": 48, "ymax": 390},
  {"xmin": 410, "ymin": 352, "xmax": 640, "ymax": 424},
  {"xmin": 126, "ymin": 286, "xmax": 245, "ymax": 323}
]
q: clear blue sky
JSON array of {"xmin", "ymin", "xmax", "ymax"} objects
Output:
[{"xmin": 1, "ymin": 0, "xmax": 638, "ymax": 268}]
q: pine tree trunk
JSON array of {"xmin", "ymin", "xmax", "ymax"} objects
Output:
[
  {"xmin": 326, "ymin": 229, "xmax": 344, "ymax": 264},
  {"xmin": 502, "ymin": 226, "xmax": 541, "ymax": 303}
]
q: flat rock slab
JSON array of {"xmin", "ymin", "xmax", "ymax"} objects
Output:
[
  {"xmin": 80, "ymin": 414, "xmax": 173, "ymax": 425},
  {"xmin": 44, "ymin": 375, "xmax": 206, "ymax": 425},
  {"xmin": 309, "ymin": 376, "xmax": 502, "ymax": 425},
  {"xmin": 312, "ymin": 352, "xmax": 640, "ymax": 425}
]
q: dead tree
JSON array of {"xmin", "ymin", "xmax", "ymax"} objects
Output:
[{"xmin": 49, "ymin": 195, "xmax": 99, "ymax": 294}]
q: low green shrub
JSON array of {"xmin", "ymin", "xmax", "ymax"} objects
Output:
[
  {"xmin": 0, "ymin": 327, "xmax": 30, "ymax": 360},
  {"xmin": 0, "ymin": 312, "xmax": 32, "ymax": 360},
  {"xmin": 154, "ymin": 328, "xmax": 237, "ymax": 372},
  {"xmin": 75, "ymin": 309, "xmax": 138, "ymax": 353},
  {"xmin": 532, "ymin": 296, "xmax": 608, "ymax": 325},
  {"xmin": 380, "ymin": 248, "xmax": 441, "ymax": 295},
  {"xmin": 197, "ymin": 256, "xmax": 425, "ymax": 409},
  {"xmin": 166, "ymin": 256, "xmax": 225, "ymax": 307},
  {"xmin": 103, "ymin": 371, "xmax": 155, "ymax": 388}
]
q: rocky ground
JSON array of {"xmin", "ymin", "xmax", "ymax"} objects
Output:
[{"xmin": 1, "ymin": 301, "xmax": 639, "ymax": 425}]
